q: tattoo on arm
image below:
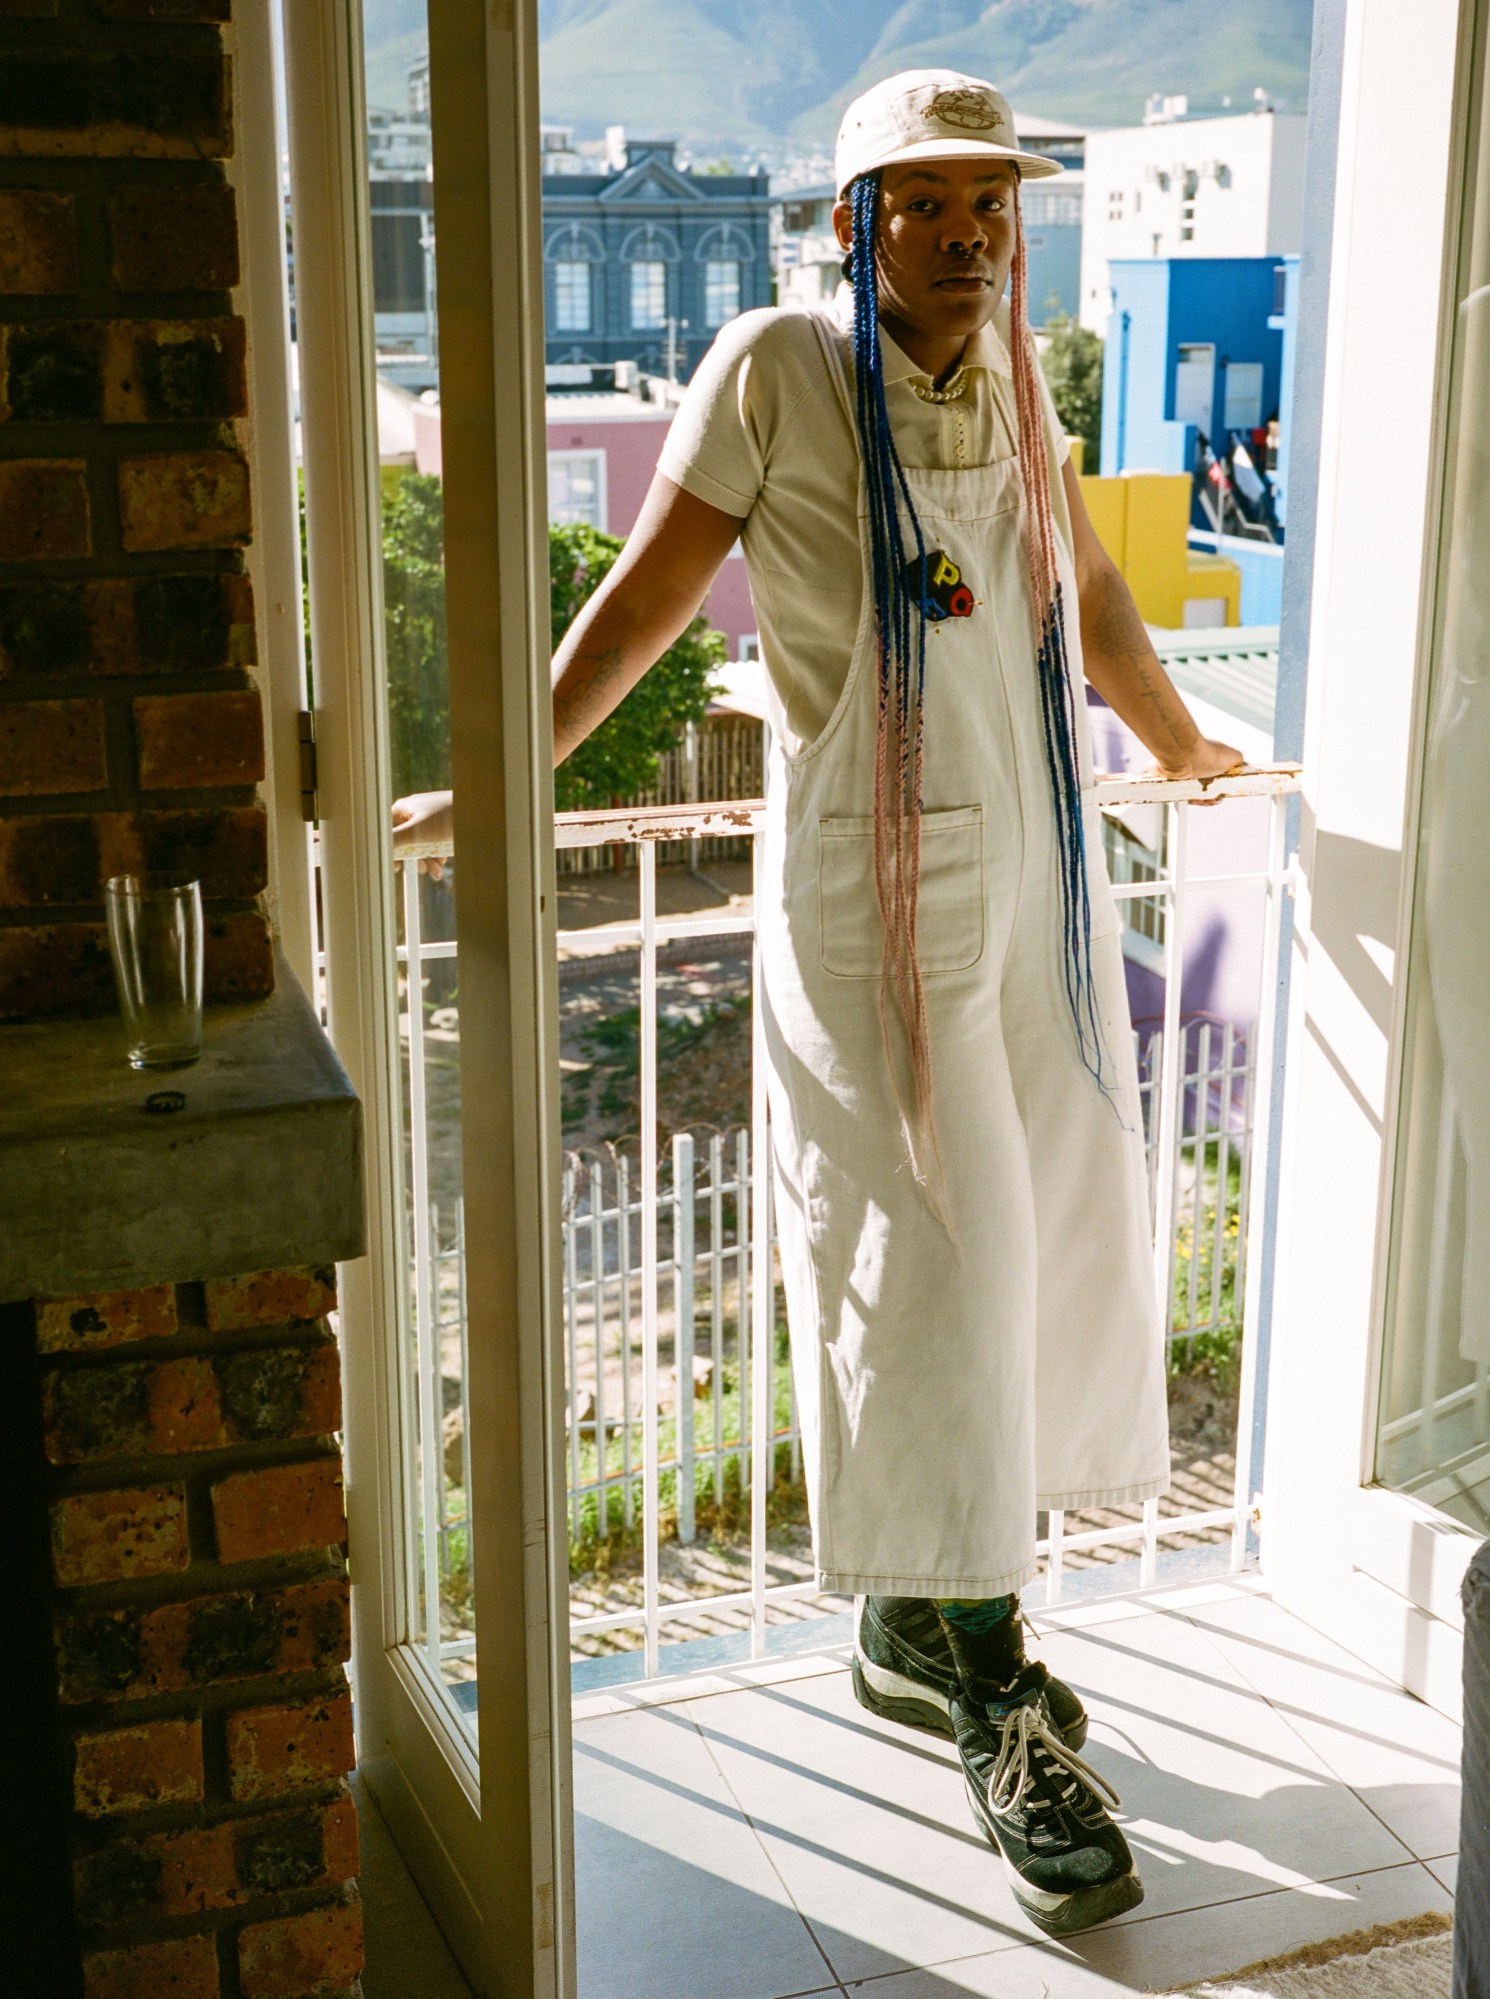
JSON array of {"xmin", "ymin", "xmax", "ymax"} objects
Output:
[{"xmin": 1081, "ymin": 564, "xmax": 1196, "ymax": 757}]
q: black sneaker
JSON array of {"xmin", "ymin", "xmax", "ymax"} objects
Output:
[
  {"xmin": 952, "ymin": 1667, "xmax": 1143, "ymax": 1937},
  {"xmin": 851, "ymin": 1596, "xmax": 1088, "ymax": 1750}
]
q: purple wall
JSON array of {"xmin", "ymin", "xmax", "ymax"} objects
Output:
[
  {"xmin": 414, "ymin": 400, "xmax": 759, "ymax": 658},
  {"xmin": 1087, "ymin": 694, "xmax": 1271, "ymax": 1039}
]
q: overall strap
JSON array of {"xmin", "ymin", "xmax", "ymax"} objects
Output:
[{"xmin": 806, "ymin": 309, "xmax": 857, "ymax": 435}]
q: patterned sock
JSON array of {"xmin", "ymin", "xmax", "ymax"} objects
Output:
[
  {"xmin": 936, "ymin": 1595, "xmax": 1017, "ymax": 1635},
  {"xmin": 935, "ymin": 1595, "xmax": 1025, "ymax": 1699}
]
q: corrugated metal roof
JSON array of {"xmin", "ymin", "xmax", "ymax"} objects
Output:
[{"xmin": 1147, "ymin": 624, "xmax": 1279, "ymax": 737}]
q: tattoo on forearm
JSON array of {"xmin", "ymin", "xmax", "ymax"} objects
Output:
[
  {"xmin": 1083, "ymin": 568, "xmax": 1194, "ymax": 753},
  {"xmin": 574, "ymin": 641, "xmax": 627, "ymax": 692}
]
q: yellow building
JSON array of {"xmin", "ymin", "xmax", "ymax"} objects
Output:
[{"xmin": 1074, "ymin": 466, "xmax": 1241, "ymax": 629}]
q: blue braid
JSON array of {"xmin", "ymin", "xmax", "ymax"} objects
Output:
[
  {"xmin": 850, "ymin": 173, "xmax": 928, "ymax": 812},
  {"xmin": 847, "ymin": 168, "xmax": 1112, "ymax": 1104}
]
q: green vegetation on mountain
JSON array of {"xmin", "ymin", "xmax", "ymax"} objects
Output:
[{"xmin": 366, "ymin": 0, "xmax": 1313, "ymax": 147}]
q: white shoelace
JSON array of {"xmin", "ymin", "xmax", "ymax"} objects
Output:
[{"xmin": 986, "ymin": 1699, "xmax": 1123, "ymax": 1821}]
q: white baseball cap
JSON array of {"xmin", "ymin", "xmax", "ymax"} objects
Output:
[{"xmin": 834, "ymin": 69, "xmax": 1064, "ymax": 196}]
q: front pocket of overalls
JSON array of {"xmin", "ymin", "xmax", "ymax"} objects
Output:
[{"xmin": 818, "ymin": 806, "xmax": 985, "ymax": 977}]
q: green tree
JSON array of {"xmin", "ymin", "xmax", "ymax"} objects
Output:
[
  {"xmin": 381, "ymin": 472, "xmax": 451, "ymax": 799},
  {"xmin": 1039, "ymin": 311, "xmax": 1104, "ymax": 475},
  {"xmin": 548, "ymin": 521, "xmax": 723, "ymax": 811}
]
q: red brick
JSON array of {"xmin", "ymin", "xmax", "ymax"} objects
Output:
[
  {"xmin": 237, "ymin": 1895, "xmax": 365, "ymax": 1999},
  {"xmin": 204, "ymin": 909, "xmax": 274, "ymax": 1001},
  {"xmin": 0, "ymin": 813, "xmax": 103, "ymax": 906},
  {"xmin": 212, "ymin": 1460, "xmax": 345, "ymax": 1565},
  {"xmin": 0, "ymin": 189, "xmax": 77, "ymax": 293},
  {"xmin": 73, "ymin": 1718, "xmax": 203, "ymax": 1817},
  {"xmin": 206, "ymin": 1267, "xmax": 338, "ymax": 1332},
  {"xmin": 103, "ymin": 318, "xmax": 246, "ymax": 423},
  {"xmin": 83, "ymin": 1934, "xmax": 220, "ymax": 1999},
  {"xmin": 51, "ymin": 1483, "xmax": 189, "ymax": 1586},
  {"xmin": 118, "ymin": 451, "xmax": 250, "ymax": 551},
  {"xmin": 217, "ymin": 1340, "xmax": 341, "ymax": 1444},
  {"xmin": 134, "ymin": 688, "xmax": 263, "ymax": 789},
  {"xmin": 0, "ymin": 697, "xmax": 107, "ymax": 796},
  {"xmin": 44, "ymin": 1344, "xmax": 313, "ymax": 1463},
  {"xmin": 149, "ymin": 1353, "xmax": 226, "ymax": 1452},
  {"xmin": 56, "ymin": 1574, "xmax": 351, "ymax": 1705},
  {"xmin": 0, "ymin": 920, "xmax": 114, "ymax": 1017},
  {"xmin": 99, "ymin": 805, "xmax": 269, "ymax": 899},
  {"xmin": 37, "ymin": 1285, "xmax": 178, "ymax": 1353},
  {"xmin": 225, "ymin": 1692, "xmax": 354, "ymax": 1802},
  {"xmin": 0, "ymin": 320, "xmax": 104, "ymax": 421},
  {"xmin": 109, "ymin": 185, "xmax": 238, "ymax": 291},
  {"xmin": 93, "ymin": 0, "xmax": 230, "ymax": 15},
  {"xmin": 0, "ymin": 912, "xmax": 270, "ymax": 1014},
  {"xmin": 0, "ymin": 459, "xmax": 90, "ymax": 559},
  {"xmin": 76, "ymin": 1822, "xmax": 236, "ymax": 1923},
  {"xmin": 0, "ymin": 50, "xmax": 232, "ymax": 162}
]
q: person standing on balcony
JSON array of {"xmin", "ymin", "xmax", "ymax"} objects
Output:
[{"xmin": 394, "ymin": 69, "xmax": 1242, "ymax": 1937}]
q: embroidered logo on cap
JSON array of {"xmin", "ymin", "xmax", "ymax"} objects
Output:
[{"xmin": 929, "ymin": 88, "xmax": 1004, "ymax": 132}]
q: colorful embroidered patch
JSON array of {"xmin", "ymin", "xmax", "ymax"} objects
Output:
[{"xmin": 904, "ymin": 548, "xmax": 975, "ymax": 621}]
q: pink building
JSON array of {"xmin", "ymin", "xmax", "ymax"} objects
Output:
[{"xmin": 411, "ymin": 385, "xmax": 758, "ymax": 658}]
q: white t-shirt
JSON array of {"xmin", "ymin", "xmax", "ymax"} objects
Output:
[{"xmin": 658, "ymin": 285, "xmax": 1072, "ymax": 752}]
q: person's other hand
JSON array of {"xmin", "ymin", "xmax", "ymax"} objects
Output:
[
  {"xmin": 391, "ymin": 790, "xmax": 453, "ymax": 880},
  {"xmin": 1142, "ymin": 737, "xmax": 1247, "ymax": 806}
]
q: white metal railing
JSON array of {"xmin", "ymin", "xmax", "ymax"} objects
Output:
[{"xmin": 396, "ymin": 761, "xmax": 1302, "ymax": 1683}]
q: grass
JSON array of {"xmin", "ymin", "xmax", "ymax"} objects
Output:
[{"xmin": 1168, "ymin": 1138, "xmax": 1246, "ymax": 1387}]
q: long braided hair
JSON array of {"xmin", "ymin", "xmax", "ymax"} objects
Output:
[{"xmin": 847, "ymin": 168, "xmax": 1110, "ymax": 1198}]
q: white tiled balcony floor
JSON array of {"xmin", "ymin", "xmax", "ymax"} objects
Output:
[{"xmin": 572, "ymin": 1579, "xmax": 1461, "ymax": 1999}]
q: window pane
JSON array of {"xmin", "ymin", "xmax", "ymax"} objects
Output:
[
  {"xmin": 553, "ymin": 259, "xmax": 591, "ymax": 332},
  {"xmin": 548, "ymin": 453, "xmax": 603, "ymax": 529},
  {"xmin": 630, "ymin": 259, "xmax": 666, "ymax": 329},
  {"xmin": 704, "ymin": 258, "xmax": 739, "ymax": 328}
]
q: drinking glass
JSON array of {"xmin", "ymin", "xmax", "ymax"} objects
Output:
[{"xmin": 104, "ymin": 875, "xmax": 204, "ymax": 1070}]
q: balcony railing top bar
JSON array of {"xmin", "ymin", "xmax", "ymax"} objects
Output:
[{"xmin": 390, "ymin": 762, "xmax": 1305, "ymax": 861}]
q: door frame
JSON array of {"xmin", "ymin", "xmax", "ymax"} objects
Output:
[
  {"xmin": 1264, "ymin": 0, "xmax": 1486, "ymax": 1715},
  {"xmin": 283, "ymin": 2, "xmax": 572, "ymax": 1991}
]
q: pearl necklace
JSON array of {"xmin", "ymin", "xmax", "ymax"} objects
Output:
[{"xmin": 911, "ymin": 366, "xmax": 970, "ymax": 405}]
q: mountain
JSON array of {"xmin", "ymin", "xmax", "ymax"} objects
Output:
[{"xmin": 364, "ymin": 0, "xmax": 1315, "ymax": 149}]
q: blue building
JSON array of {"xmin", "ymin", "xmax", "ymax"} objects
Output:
[
  {"xmin": 1101, "ymin": 257, "xmax": 1286, "ymax": 488},
  {"xmin": 1017, "ymin": 116, "xmax": 1086, "ymax": 325},
  {"xmin": 542, "ymin": 140, "xmax": 772, "ymax": 383}
]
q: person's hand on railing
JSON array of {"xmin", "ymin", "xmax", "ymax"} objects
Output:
[
  {"xmin": 391, "ymin": 789, "xmax": 453, "ymax": 880},
  {"xmin": 1138, "ymin": 735, "xmax": 1247, "ymax": 807}
]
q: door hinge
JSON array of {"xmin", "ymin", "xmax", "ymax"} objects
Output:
[{"xmin": 297, "ymin": 711, "xmax": 320, "ymax": 823}]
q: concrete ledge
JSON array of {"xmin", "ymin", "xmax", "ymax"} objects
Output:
[{"xmin": 0, "ymin": 953, "xmax": 364, "ymax": 1302}]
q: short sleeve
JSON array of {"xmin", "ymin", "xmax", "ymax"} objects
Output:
[{"xmin": 658, "ymin": 309, "xmax": 800, "ymax": 522}]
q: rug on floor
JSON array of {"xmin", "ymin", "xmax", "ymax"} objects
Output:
[{"xmin": 1159, "ymin": 1912, "xmax": 1454, "ymax": 1997}]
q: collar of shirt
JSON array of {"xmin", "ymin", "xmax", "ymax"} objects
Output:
[{"xmin": 830, "ymin": 282, "xmax": 1014, "ymax": 385}]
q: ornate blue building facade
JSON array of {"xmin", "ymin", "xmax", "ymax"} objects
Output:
[{"xmin": 542, "ymin": 141, "xmax": 772, "ymax": 383}]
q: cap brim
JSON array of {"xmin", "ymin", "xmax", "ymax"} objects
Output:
[{"xmin": 837, "ymin": 136, "xmax": 1064, "ymax": 196}]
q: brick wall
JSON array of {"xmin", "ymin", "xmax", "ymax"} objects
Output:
[
  {"xmin": 0, "ymin": 0, "xmax": 273, "ymax": 1019},
  {"xmin": 38, "ymin": 1263, "xmax": 363, "ymax": 1999}
]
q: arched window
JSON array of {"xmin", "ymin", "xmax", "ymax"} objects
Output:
[
  {"xmin": 694, "ymin": 224, "xmax": 754, "ymax": 329},
  {"xmin": 543, "ymin": 224, "xmax": 603, "ymax": 336},
  {"xmin": 619, "ymin": 226, "xmax": 680, "ymax": 332}
]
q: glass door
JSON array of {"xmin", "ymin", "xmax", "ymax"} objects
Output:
[
  {"xmin": 1265, "ymin": 0, "xmax": 1487, "ymax": 1712},
  {"xmin": 1373, "ymin": 5, "xmax": 1490, "ymax": 1532},
  {"xmin": 282, "ymin": 1, "xmax": 570, "ymax": 1990}
]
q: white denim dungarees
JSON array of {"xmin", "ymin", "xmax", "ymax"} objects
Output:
[{"xmin": 755, "ymin": 315, "xmax": 1171, "ymax": 1598}]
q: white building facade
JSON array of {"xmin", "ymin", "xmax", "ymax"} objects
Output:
[{"xmin": 1080, "ymin": 105, "xmax": 1307, "ymax": 332}]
